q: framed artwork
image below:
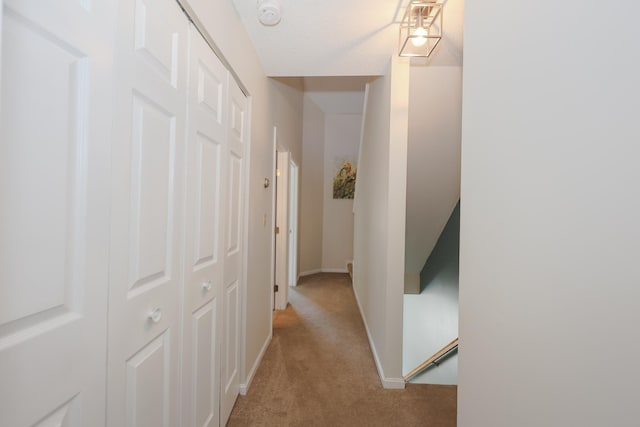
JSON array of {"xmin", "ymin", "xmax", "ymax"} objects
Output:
[{"xmin": 333, "ymin": 160, "xmax": 357, "ymax": 199}]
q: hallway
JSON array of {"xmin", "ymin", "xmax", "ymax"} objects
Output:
[{"xmin": 228, "ymin": 273, "xmax": 457, "ymax": 426}]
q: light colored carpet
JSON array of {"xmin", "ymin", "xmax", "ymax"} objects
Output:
[{"xmin": 228, "ymin": 273, "xmax": 457, "ymax": 426}]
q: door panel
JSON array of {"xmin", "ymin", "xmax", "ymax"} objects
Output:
[
  {"xmin": 0, "ymin": 0, "xmax": 115, "ymax": 425},
  {"xmin": 108, "ymin": 0, "xmax": 187, "ymax": 425},
  {"xmin": 134, "ymin": 0, "xmax": 179, "ymax": 86},
  {"xmin": 223, "ymin": 280, "xmax": 239, "ymax": 392},
  {"xmin": 126, "ymin": 331, "xmax": 171, "ymax": 427},
  {"xmin": 192, "ymin": 301, "xmax": 217, "ymax": 427},
  {"xmin": 193, "ymin": 133, "xmax": 222, "ymax": 271},
  {"xmin": 181, "ymin": 24, "xmax": 227, "ymax": 427},
  {"xmin": 33, "ymin": 398, "xmax": 78, "ymax": 426},
  {"xmin": 1, "ymin": 9, "xmax": 86, "ymax": 325},
  {"xmin": 226, "ymin": 153, "xmax": 242, "ymax": 254},
  {"xmin": 128, "ymin": 94, "xmax": 175, "ymax": 295},
  {"xmin": 220, "ymin": 78, "xmax": 248, "ymax": 426}
]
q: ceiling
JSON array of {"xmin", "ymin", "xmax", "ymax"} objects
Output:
[{"xmin": 232, "ymin": 0, "xmax": 464, "ymax": 77}]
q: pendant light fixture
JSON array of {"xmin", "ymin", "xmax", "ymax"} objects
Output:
[{"xmin": 399, "ymin": 0, "xmax": 443, "ymax": 57}]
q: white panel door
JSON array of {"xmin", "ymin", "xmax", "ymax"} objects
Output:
[
  {"xmin": 107, "ymin": 0, "xmax": 188, "ymax": 426},
  {"xmin": 181, "ymin": 24, "xmax": 228, "ymax": 427},
  {"xmin": 0, "ymin": 0, "xmax": 115, "ymax": 425},
  {"xmin": 220, "ymin": 79, "xmax": 248, "ymax": 425}
]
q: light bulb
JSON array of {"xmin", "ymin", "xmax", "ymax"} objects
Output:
[{"xmin": 411, "ymin": 26, "xmax": 428, "ymax": 47}]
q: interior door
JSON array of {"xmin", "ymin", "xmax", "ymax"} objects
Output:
[
  {"xmin": 220, "ymin": 78, "xmax": 247, "ymax": 425},
  {"xmin": 181, "ymin": 23, "xmax": 228, "ymax": 427},
  {"xmin": 287, "ymin": 160, "xmax": 299, "ymax": 287},
  {"xmin": 107, "ymin": 0, "xmax": 188, "ymax": 425},
  {"xmin": 274, "ymin": 151, "xmax": 290, "ymax": 310},
  {"xmin": 0, "ymin": 0, "xmax": 115, "ymax": 425}
]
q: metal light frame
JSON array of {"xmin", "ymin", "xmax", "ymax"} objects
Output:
[{"xmin": 399, "ymin": 0, "xmax": 443, "ymax": 57}]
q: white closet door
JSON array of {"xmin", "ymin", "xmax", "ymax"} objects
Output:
[
  {"xmin": 181, "ymin": 24, "xmax": 228, "ymax": 427},
  {"xmin": 107, "ymin": 0, "xmax": 188, "ymax": 425},
  {"xmin": 220, "ymin": 78, "xmax": 248, "ymax": 426},
  {"xmin": 0, "ymin": 0, "xmax": 115, "ymax": 425}
]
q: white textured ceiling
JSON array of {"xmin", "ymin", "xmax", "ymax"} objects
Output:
[{"xmin": 232, "ymin": 0, "xmax": 464, "ymax": 77}]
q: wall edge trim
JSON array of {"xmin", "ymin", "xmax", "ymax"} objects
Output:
[{"xmin": 352, "ymin": 280, "xmax": 406, "ymax": 390}]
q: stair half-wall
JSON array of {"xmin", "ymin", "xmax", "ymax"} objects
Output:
[{"xmin": 404, "ymin": 66, "xmax": 462, "ymax": 294}]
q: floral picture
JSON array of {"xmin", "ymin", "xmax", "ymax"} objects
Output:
[{"xmin": 333, "ymin": 160, "xmax": 357, "ymax": 199}]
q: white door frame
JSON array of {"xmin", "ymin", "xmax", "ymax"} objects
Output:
[{"xmin": 269, "ymin": 127, "xmax": 278, "ymax": 316}]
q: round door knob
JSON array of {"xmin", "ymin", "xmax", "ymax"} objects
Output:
[
  {"xmin": 148, "ymin": 308, "xmax": 162, "ymax": 323},
  {"xmin": 202, "ymin": 280, "xmax": 212, "ymax": 292}
]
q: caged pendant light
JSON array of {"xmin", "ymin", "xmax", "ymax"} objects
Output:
[{"xmin": 399, "ymin": 0, "xmax": 443, "ymax": 57}]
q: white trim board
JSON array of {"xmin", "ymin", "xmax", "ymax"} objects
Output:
[
  {"xmin": 239, "ymin": 94, "xmax": 253, "ymax": 394},
  {"xmin": 351, "ymin": 282, "xmax": 406, "ymax": 390},
  {"xmin": 239, "ymin": 331, "xmax": 272, "ymax": 395},
  {"xmin": 299, "ymin": 269, "xmax": 322, "ymax": 277},
  {"xmin": 299, "ymin": 268, "xmax": 349, "ymax": 277},
  {"xmin": 319, "ymin": 268, "xmax": 348, "ymax": 274}
]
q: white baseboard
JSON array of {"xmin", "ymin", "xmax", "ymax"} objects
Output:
[
  {"xmin": 320, "ymin": 268, "xmax": 348, "ymax": 274},
  {"xmin": 299, "ymin": 269, "xmax": 322, "ymax": 277},
  {"xmin": 300, "ymin": 268, "xmax": 349, "ymax": 277},
  {"xmin": 381, "ymin": 377, "xmax": 406, "ymax": 389},
  {"xmin": 352, "ymin": 283, "xmax": 406, "ymax": 390},
  {"xmin": 239, "ymin": 330, "xmax": 272, "ymax": 395}
]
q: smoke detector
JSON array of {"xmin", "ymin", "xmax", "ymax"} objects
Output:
[{"xmin": 257, "ymin": 0, "xmax": 281, "ymax": 26}]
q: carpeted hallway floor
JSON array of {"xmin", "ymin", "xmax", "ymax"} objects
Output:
[{"xmin": 227, "ymin": 273, "xmax": 457, "ymax": 427}]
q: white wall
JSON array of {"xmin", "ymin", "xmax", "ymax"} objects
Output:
[
  {"xmin": 269, "ymin": 78, "xmax": 304, "ymax": 283},
  {"xmin": 404, "ymin": 66, "xmax": 462, "ymax": 292},
  {"xmin": 459, "ymin": 1, "xmax": 640, "ymax": 426},
  {"xmin": 403, "ymin": 0, "xmax": 463, "ymax": 293},
  {"xmin": 300, "ymin": 96, "xmax": 325, "ymax": 274},
  {"xmin": 353, "ymin": 56, "xmax": 409, "ymax": 388},
  {"xmin": 304, "ymin": 77, "xmax": 369, "ymax": 114},
  {"xmin": 321, "ymin": 114, "xmax": 361, "ymax": 271},
  {"xmin": 300, "ymin": 80, "xmax": 366, "ymax": 276},
  {"xmin": 269, "ymin": 78, "xmax": 304, "ymax": 165},
  {"xmin": 179, "ymin": 0, "xmax": 302, "ymax": 392}
]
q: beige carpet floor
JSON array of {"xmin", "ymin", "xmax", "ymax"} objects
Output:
[{"xmin": 227, "ymin": 273, "xmax": 457, "ymax": 427}]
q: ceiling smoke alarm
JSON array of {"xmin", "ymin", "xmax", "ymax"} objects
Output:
[{"xmin": 257, "ymin": 0, "xmax": 281, "ymax": 26}]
